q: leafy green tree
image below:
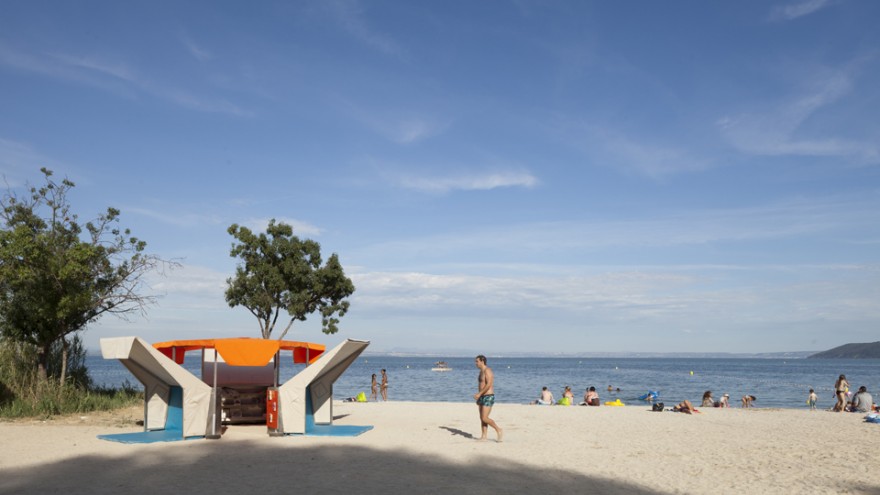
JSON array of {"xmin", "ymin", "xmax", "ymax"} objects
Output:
[
  {"xmin": 226, "ymin": 219, "xmax": 355, "ymax": 340},
  {"xmin": 0, "ymin": 168, "xmax": 170, "ymax": 384}
]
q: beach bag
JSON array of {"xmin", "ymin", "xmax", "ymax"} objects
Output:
[
  {"xmin": 652, "ymin": 403, "xmax": 664, "ymax": 412},
  {"xmin": 590, "ymin": 398, "xmax": 600, "ymax": 406},
  {"xmin": 356, "ymin": 392, "xmax": 367, "ymax": 402}
]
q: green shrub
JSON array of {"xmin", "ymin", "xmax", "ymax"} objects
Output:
[{"xmin": 0, "ymin": 338, "xmax": 142, "ymax": 418}]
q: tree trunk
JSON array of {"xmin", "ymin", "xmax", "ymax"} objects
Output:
[
  {"xmin": 60, "ymin": 337, "xmax": 69, "ymax": 386},
  {"xmin": 37, "ymin": 345, "xmax": 49, "ymax": 383}
]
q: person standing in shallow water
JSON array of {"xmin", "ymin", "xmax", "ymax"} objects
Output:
[{"xmin": 474, "ymin": 355, "xmax": 503, "ymax": 442}]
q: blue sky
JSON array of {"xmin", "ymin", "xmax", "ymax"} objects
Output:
[{"xmin": 1, "ymin": 0, "xmax": 879, "ymax": 354}]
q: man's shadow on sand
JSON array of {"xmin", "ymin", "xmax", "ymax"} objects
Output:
[{"xmin": 439, "ymin": 426, "xmax": 474, "ymax": 439}]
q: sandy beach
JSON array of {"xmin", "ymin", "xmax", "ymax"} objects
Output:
[{"xmin": 2, "ymin": 401, "xmax": 879, "ymax": 494}]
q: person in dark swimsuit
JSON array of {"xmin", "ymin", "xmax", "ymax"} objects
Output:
[
  {"xmin": 834, "ymin": 374, "xmax": 849, "ymax": 412},
  {"xmin": 474, "ymin": 355, "xmax": 503, "ymax": 442}
]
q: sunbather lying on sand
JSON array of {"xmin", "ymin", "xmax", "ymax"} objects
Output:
[{"xmin": 673, "ymin": 400, "xmax": 698, "ymax": 414}]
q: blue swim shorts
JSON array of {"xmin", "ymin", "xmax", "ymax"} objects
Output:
[{"xmin": 477, "ymin": 394, "xmax": 495, "ymax": 407}]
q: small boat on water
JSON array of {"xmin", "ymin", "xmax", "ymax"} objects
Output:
[{"xmin": 431, "ymin": 361, "xmax": 452, "ymax": 372}]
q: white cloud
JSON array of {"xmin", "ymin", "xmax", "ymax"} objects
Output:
[
  {"xmin": 769, "ymin": 0, "xmax": 836, "ymax": 21},
  {"xmin": 397, "ymin": 169, "xmax": 538, "ymax": 193}
]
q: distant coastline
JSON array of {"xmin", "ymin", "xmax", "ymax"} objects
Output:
[{"xmin": 808, "ymin": 341, "xmax": 880, "ymax": 359}]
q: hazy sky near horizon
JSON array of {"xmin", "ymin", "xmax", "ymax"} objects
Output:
[{"xmin": 2, "ymin": 1, "xmax": 879, "ymax": 354}]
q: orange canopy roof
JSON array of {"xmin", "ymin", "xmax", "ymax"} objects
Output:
[{"xmin": 153, "ymin": 338, "xmax": 325, "ymax": 366}]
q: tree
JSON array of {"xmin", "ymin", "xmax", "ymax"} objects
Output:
[
  {"xmin": 225, "ymin": 219, "xmax": 355, "ymax": 340},
  {"xmin": 0, "ymin": 168, "xmax": 171, "ymax": 384}
]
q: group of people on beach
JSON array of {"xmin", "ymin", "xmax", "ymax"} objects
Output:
[
  {"xmin": 532, "ymin": 385, "xmax": 604, "ymax": 406},
  {"xmin": 830, "ymin": 374, "xmax": 876, "ymax": 413},
  {"xmin": 368, "ymin": 369, "xmax": 388, "ymax": 401},
  {"xmin": 361, "ymin": 361, "xmax": 876, "ymax": 443}
]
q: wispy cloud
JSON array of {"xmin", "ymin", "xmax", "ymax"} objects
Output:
[
  {"xmin": 354, "ymin": 195, "xmax": 880, "ymax": 260},
  {"xmin": 147, "ymin": 264, "xmax": 228, "ymax": 304},
  {"xmin": 350, "ymin": 270, "xmax": 695, "ymax": 313},
  {"xmin": 397, "ymin": 169, "xmax": 538, "ymax": 193},
  {"xmin": 549, "ymin": 116, "xmax": 711, "ymax": 178},
  {"xmin": 127, "ymin": 207, "xmax": 225, "ymax": 228},
  {"xmin": 242, "ymin": 217, "xmax": 324, "ymax": 236},
  {"xmin": 0, "ymin": 138, "xmax": 68, "ymax": 186},
  {"xmin": 348, "ymin": 264, "xmax": 880, "ymax": 327},
  {"xmin": 180, "ymin": 34, "xmax": 213, "ymax": 62},
  {"xmin": 586, "ymin": 128, "xmax": 711, "ymax": 178},
  {"xmin": 718, "ymin": 65, "xmax": 879, "ymax": 163},
  {"xmin": 769, "ymin": 0, "xmax": 836, "ymax": 21},
  {"xmin": 361, "ymin": 116, "xmax": 445, "ymax": 144},
  {"xmin": 0, "ymin": 43, "xmax": 250, "ymax": 117},
  {"xmin": 49, "ymin": 52, "xmax": 136, "ymax": 81},
  {"xmin": 336, "ymin": 97, "xmax": 447, "ymax": 144},
  {"xmin": 324, "ymin": 0, "xmax": 404, "ymax": 57}
]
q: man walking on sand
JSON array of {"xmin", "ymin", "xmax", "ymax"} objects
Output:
[{"xmin": 474, "ymin": 355, "xmax": 503, "ymax": 442}]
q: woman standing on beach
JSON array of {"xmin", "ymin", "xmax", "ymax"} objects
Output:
[
  {"xmin": 370, "ymin": 374, "xmax": 378, "ymax": 401},
  {"xmin": 834, "ymin": 374, "xmax": 849, "ymax": 412}
]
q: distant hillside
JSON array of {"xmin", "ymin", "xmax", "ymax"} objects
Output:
[{"xmin": 808, "ymin": 342, "xmax": 880, "ymax": 359}]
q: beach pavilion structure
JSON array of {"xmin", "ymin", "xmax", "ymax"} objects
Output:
[{"xmin": 98, "ymin": 336, "xmax": 370, "ymax": 443}]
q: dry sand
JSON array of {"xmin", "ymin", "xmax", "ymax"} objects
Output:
[{"xmin": 2, "ymin": 401, "xmax": 879, "ymax": 494}]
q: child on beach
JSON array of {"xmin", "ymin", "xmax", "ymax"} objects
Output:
[
  {"xmin": 741, "ymin": 395, "xmax": 756, "ymax": 408},
  {"xmin": 808, "ymin": 389, "xmax": 818, "ymax": 411}
]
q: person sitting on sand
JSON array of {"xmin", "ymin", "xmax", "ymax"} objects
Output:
[
  {"xmin": 701, "ymin": 390, "xmax": 714, "ymax": 408},
  {"xmin": 581, "ymin": 386, "xmax": 599, "ymax": 406},
  {"xmin": 718, "ymin": 393, "xmax": 730, "ymax": 408},
  {"xmin": 673, "ymin": 400, "xmax": 698, "ymax": 414},
  {"xmin": 850, "ymin": 386, "xmax": 873, "ymax": 413},
  {"xmin": 533, "ymin": 386, "xmax": 554, "ymax": 405},
  {"xmin": 741, "ymin": 395, "xmax": 756, "ymax": 408},
  {"xmin": 562, "ymin": 386, "xmax": 574, "ymax": 405}
]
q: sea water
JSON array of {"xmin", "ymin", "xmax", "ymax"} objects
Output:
[{"xmin": 86, "ymin": 355, "xmax": 880, "ymax": 409}]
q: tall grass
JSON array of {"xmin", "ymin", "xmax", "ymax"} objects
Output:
[{"xmin": 0, "ymin": 337, "xmax": 142, "ymax": 419}]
